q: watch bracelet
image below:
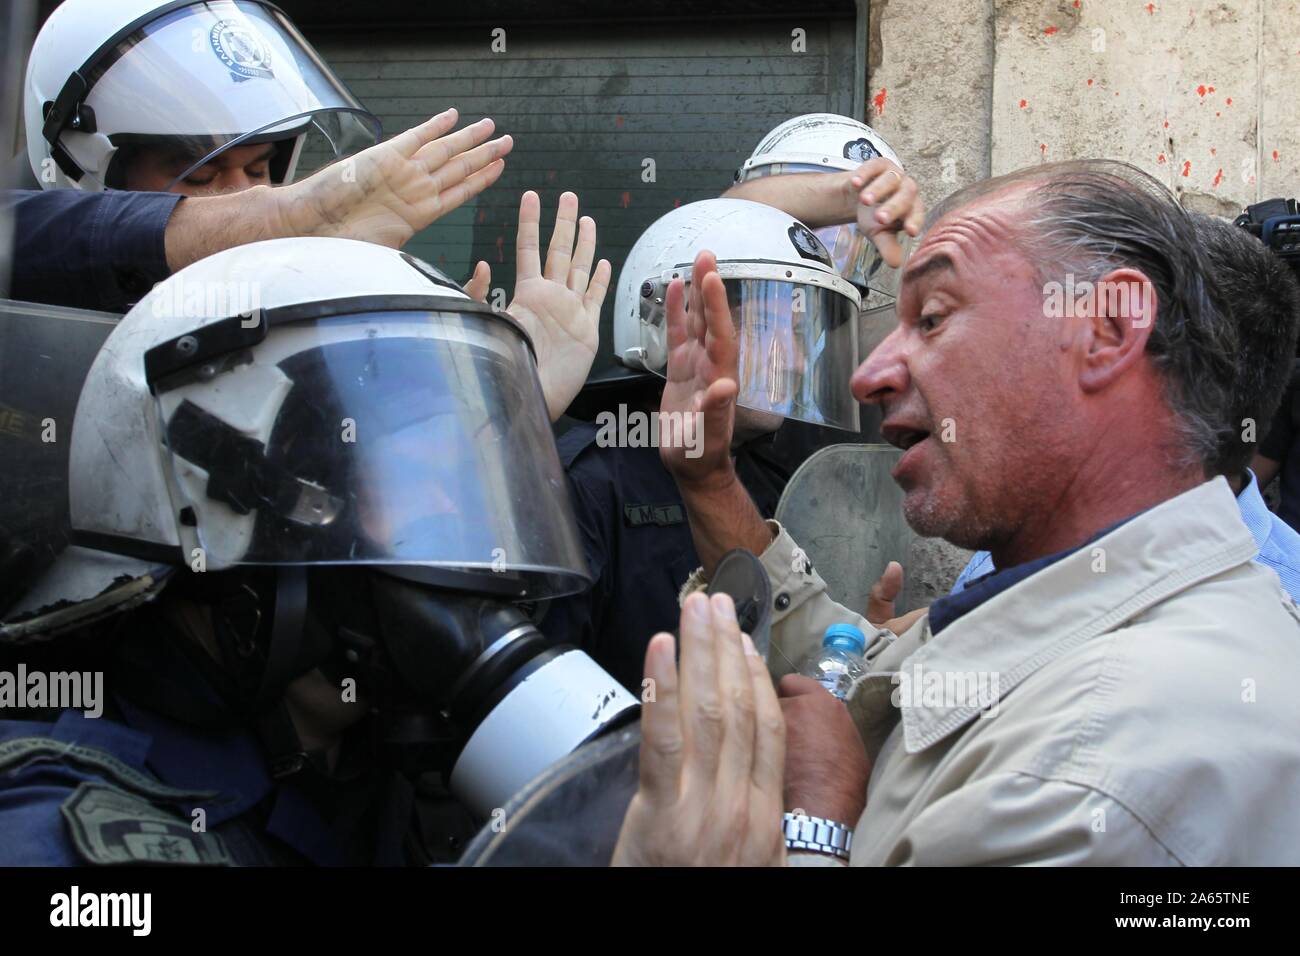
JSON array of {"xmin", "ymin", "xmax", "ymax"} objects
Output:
[{"xmin": 782, "ymin": 812, "xmax": 853, "ymax": 860}]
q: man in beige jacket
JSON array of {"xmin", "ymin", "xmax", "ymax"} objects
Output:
[{"xmin": 611, "ymin": 160, "xmax": 1300, "ymax": 866}]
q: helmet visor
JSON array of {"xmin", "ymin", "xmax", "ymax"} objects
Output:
[
  {"xmin": 640, "ymin": 273, "xmax": 860, "ymax": 431},
  {"xmin": 71, "ymin": 0, "xmax": 379, "ymax": 188},
  {"xmin": 152, "ymin": 308, "xmax": 589, "ymax": 599}
]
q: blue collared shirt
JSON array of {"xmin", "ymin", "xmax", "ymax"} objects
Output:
[
  {"xmin": 951, "ymin": 471, "xmax": 1300, "ymax": 603},
  {"xmin": 932, "ymin": 516, "xmax": 1134, "ymax": 635}
]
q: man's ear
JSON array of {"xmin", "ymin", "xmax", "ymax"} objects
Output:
[{"xmin": 1078, "ymin": 267, "xmax": 1158, "ymax": 394}]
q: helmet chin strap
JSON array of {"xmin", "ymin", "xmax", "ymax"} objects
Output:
[{"xmin": 256, "ymin": 566, "xmax": 325, "ymax": 779}]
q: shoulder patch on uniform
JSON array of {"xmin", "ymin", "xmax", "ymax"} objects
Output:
[
  {"xmin": 61, "ymin": 782, "xmax": 234, "ymax": 866},
  {"xmin": 0, "ymin": 737, "xmax": 218, "ymax": 803},
  {"xmin": 623, "ymin": 503, "xmax": 685, "ymax": 527}
]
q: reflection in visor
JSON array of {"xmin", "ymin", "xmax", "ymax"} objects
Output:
[
  {"xmin": 815, "ymin": 223, "xmax": 882, "ymax": 289},
  {"xmin": 724, "ymin": 279, "xmax": 859, "ymax": 431},
  {"xmin": 278, "ymin": 340, "xmax": 493, "ymax": 563}
]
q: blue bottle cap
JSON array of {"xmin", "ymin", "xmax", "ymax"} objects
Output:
[{"xmin": 823, "ymin": 623, "xmax": 867, "ymax": 654}]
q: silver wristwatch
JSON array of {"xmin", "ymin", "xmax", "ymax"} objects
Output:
[{"xmin": 782, "ymin": 812, "xmax": 853, "ymax": 860}]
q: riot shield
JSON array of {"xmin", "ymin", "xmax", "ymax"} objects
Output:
[
  {"xmin": 0, "ymin": 299, "xmax": 119, "ymax": 619},
  {"xmin": 457, "ymin": 724, "xmax": 640, "ymax": 866},
  {"xmin": 775, "ymin": 443, "xmax": 916, "ymax": 616}
]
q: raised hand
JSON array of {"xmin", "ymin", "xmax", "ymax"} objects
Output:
[
  {"xmin": 850, "ymin": 157, "xmax": 925, "ymax": 268},
  {"xmin": 866, "ymin": 560, "xmax": 904, "ymax": 624},
  {"xmin": 865, "ymin": 560, "xmax": 928, "ymax": 635},
  {"xmin": 280, "ymin": 108, "xmax": 513, "ymax": 249},
  {"xmin": 506, "ymin": 190, "xmax": 611, "ymax": 422},
  {"xmin": 658, "ymin": 250, "xmax": 740, "ymax": 488},
  {"xmin": 463, "ymin": 260, "xmax": 491, "ymax": 303},
  {"xmin": 612, "ymin": 593, "xmax": 787, "ymax": 867}
]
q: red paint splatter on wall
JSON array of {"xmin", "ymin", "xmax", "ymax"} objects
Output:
[
  {"xmin": 1208, "ymin": 86, "xmax": 1215, "ymax": 93},
  {"xmin": 1196, "ymin": 84, "xmax": 1207, "ymax": 96},
  {"xmin": 1210, "ymin": 147, "xmax": 1217, "ymax": 156},
  {"xmin": 1213, "ymin": 168, "xmax": 1224, "ymax": 188},
  {"xmin": 1157, "ymin": 153, "xmax": 1167, "ymax": 164},
  {"xmin": 1146, "ymin": 2, "xmax": 1155, "ymax": 14},
  {"xmin": 1164, "ymin": 119, "xmax": 1170, "ymax": 129},
  {"xmin": 1074, "ymin": 0, "xmax": 1080, "ymax": 7},
  {"xmin": 1181, "ymin": 161, "xmax": 1191, "ymax": 177},
  {"xmin": 1019, "ymin": 98, "xmax": 1028, "ymax": 108},
  {"xmin": 1087, "ymin": 78, "xmax": 1094, "ymax": 86},
  {"xmin": 1044, "ymin": 26, "xmax": 1058, "ymax": 36},
  {"xmin": 1274, "ymin": 149, "xmax": 1281, "ymax": 162},
  {"xmin": 620, "ymin": 191, "xmax": 631, "ymax": 209},
  {"xmin": 873, "ymin": 88, "xmax": 888, "ymax": 115},
  {"xmin": 495, "ymin": 236, "xmax": 504, "ymax": 263},
  {"xmin": 1215, "ymin": 112, "xmax": 1220, "ymax": 118},
  {"xmin": 1226, "ymin": 97, "xmax": 1233, "ymax": 105},
  {"xmin": 1040, "ymin": 143, "xmax": 1048, "ymax": 156}
]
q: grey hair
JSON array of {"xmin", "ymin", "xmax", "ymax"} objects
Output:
[{"xmin": 925, "ymin": 160, "xmax": 1236, "ymax": 471}]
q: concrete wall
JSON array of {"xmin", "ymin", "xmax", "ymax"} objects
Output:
[{"xmin": 867, "ymin": 0, "xmax": 1299, "ymax": 213}]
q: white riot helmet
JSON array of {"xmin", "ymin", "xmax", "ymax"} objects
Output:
[
  {"xmin": 64, "ymin": 237, "xmax": 589, "ymax": 599},
  {"xmin": 735, "ymin": 113, "xmax": 901, "ymax": 292},
  {"xmin": 613, "ymin": 198, "xmax": 862, "ymax": 432},
  {"xmin": 25, "ymin": 0, "xmax": 381, "ymax": 191}
]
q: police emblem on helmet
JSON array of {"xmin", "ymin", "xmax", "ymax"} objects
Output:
[
  {"xmin": 210, "ymin": 19, "xmax": 275, "ymax": 82},
  {"xmin": 788, "ymin": 224, "xmax": 832, "ymax": 266},
  {"xmin": 843, "ymin": 138, "xmax": 881, "ymax": 164}
]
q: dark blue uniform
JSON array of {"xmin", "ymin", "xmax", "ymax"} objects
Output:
[
  {"xmin": 3, "ymin": 189, "xmax": 180, "ymax": 312},
  {"xmin": 0, "ymin": 610, "xmax": 475, "ymax": 866},
  {"xmin": 540, "ymin": 422, "xmax": 791, "ymax": 692},
  {"xmin": 0, "ymin": 695, "xmax": 456, "ymax": 866},
  {"xmin": 0, "ymin": 706, "xmax": 319, "ymax": 866}
]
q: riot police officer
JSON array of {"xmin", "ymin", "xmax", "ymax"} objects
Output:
[
  {"xmin": 8, "ymin": 0, "xmax": 512, "ymax": 311},
  {"xmin": 0, "ymin": 194, "xmax": 625, "ymax": 866}
]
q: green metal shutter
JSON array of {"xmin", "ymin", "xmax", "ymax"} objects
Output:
[{"xmin": 313, "ymin": 18, "xmax": 858, "ymax": 375}]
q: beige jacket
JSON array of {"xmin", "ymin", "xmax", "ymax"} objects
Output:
[{"xmin": 738, "ymin": 478, "xmax": 1300, "ymax": 865}]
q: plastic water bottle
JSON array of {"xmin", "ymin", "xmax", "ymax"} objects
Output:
[{"xmin": 798, "ymin": 623, "xmax": 868, "ymax": 701}]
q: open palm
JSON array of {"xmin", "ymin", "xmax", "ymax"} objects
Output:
[
  {"xmin": 505, "ymin": 191, "xmax": 611, "ymax": 421},
  {"xmin": 285, "ymin": 108, "xmax": 513, "ymax": 249},
  {"xmin": 658, "ymin": 251, "xmax": 740, "ymax": 484}
]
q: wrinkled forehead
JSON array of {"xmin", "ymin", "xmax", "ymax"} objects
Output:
[{"xmin": 903, "ymin": 186, "xmax": 1038, "ymax": 288}]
